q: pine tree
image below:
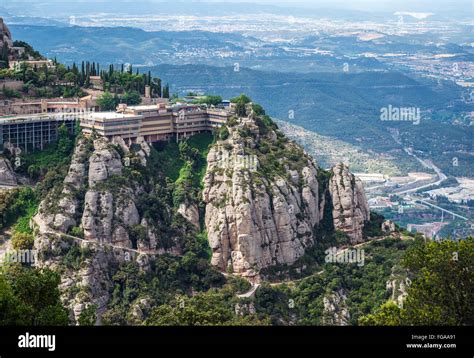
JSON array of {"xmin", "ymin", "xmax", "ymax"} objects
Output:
[
  {"xmin": 163, "ymin": 83, "xmax": 170, "ymax": 98},
  {"xmin": 85, "ymin": 62, "xmax": 90, "ymax": 88},
  {"xmin": 80, "ymin": 61, "xmax": 85, "ymax": 86},
  {"xmin": 0, "ymin": 44, "xmax": 9, "ymax": 69}
]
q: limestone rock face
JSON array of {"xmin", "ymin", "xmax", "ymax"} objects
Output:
[
  {"xmin": 88, "ymin": 138, "xmax": 122, "ymax": 186},
  {"xmin": 135, "ymin": 136, "xmax": 151, "ymax": 166},
  {"xmin": 329, "ymin": 163, "xmax": 370, "ymax": 244},
  {"xmin": 177, "ymin": 203, "xmax": 200, "ymax": 231},
  {"xmin": 323, "ymin": 289, "xmax": 351, "ymax": 326},
  {"xmin": 382, "ymin": 220, "xmax": 396, "ymax": 233},
  {"xmin": 0, "ymin": 18, "xmax": 13, "ymax": 50},
  {"xmin": 82, "ymin": 190, "xmax": 114, "ymax": 241},
  {"xmin": 203, "ymin": 119, "xmax": 320, "ymax": 277},
  {"xmin": 386, "ymin": 277, "xmax": 410, "ymax": 308},
  {"xmin": 63, "ymin": 138, "xmax": 89, "ymax": 191},
  {"xmin": 34, "ymin": 235, "xmax": 113, "ymax": 324},
  {"xmin": 0, "ymin": 157, "xmax": 17, "ymax": 186},
  {"xmin": 30, "ymin": 116, "xmax": 373, "ymax": 322},
  {"xmin": 32, "ymin": 135, "xmax": 182, "ymax": 324},
  {"xmin": 33, "ymin": 137, "xmax": 90, "ymax": 234}
]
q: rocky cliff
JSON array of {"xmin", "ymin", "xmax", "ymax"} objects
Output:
[
  {"xmin": 322, "ymin": 288, "xmax": 351, "ymax": 326},
  {"xmin": 329, "ymin": 163, "xmax": 370, "ymax": 244},
  {"xmin": 0, "ymin": 157, "xmax": 17, "ymax": 186},
  {"xmin": 30, "ymin": 113, "xmax": 372, "ymax": 322},
  {"xmin": 203, "ymin": 115, "xmax": 370, "ymax": 277},
  {"xmin": 32, "ymin": 135, "xmax": 184, "ymax": 323},
  {"xmin": 0, "ymin": 17, "xmax": 13, "ymax": 51}
]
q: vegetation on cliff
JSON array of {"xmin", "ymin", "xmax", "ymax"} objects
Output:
[
  {"xmin": 360, "ymin": 237, "xmax": 474, "ymax": 326},
  {"xmin": 0, "ymin": 264, "xmax": 68, "ymax": 325},
  {"xmin": 1, "ymin": 94, "xmax": 472, "ymax": 327}
]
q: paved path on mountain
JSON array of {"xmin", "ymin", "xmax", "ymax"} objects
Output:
[
  {"xmin": 44, "ymin": 230, "xmax": 152, "ymax": 256},
  {"xmin": 267, "ymin": 235, "xmax": 409, "ymax": 289},
  {"xmin": 237, "ymin": 283, "xmax": 261, "ymax": 298}
]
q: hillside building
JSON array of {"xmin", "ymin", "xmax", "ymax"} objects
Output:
[
  {"xmin": 80, "ymin": 103, "xmax": 232, "ymax": 143},
  {"xmin": 0, "ymin": 97, "xmax": 99, "ymax": 116},
  {"xmin": 0, "ymin": 113, "xmax": 77, "ymax": 153}
]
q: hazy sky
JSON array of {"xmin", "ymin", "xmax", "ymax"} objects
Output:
[{"xmin": 1, "ymin": 0, "xmax": 472, "ymax": 14}]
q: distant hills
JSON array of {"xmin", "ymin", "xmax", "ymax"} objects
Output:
[
  {"xmin": 8, "ymin": 24, "xmax": 389, "ymax": 73},
  {"xmin": 7, "ymin": 24, "xmax": 473, "ymax": 178},
  {"xmin": 147, "ymin": 63, "xmax": 472, "ymax": 177}
]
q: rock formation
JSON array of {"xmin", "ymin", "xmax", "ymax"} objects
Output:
[
  {"xmin": 203, "ymin": 117, "xmax": 371, "ymax": 277},
  {"xmin": 382, "ymin": 219, "xmax": 396, "ymax": 233},
  {"xmin": 203, "ymin": 117, "xmax": 323, "ymax": 277},
  {"xmin": 30, "ymin": 114, "xmax": 373, "ymax": 322},
  {"xmin": 177, "ymin": 203, "xmax": 200, "ymax": 231},
  {"xmin": 0, "ymin": 157, "xmax": 17, "ymax": 186},
  {"xmin": 0, "ymin": 18, "xmax": 13, "ymax": 50},
  {"xmin": 329, "ymin": 163, "xmax": 370, "ymax": 244},
  {"xmin": 322, "ymin": 289, "xmax": 351, "ymax": 326},
  {"xmin": 32, "ymin": 135, "xmax": 182, "ymax": 323}
]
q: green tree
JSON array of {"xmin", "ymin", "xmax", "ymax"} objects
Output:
[
  {"xmin": 195, "ymin": 95, "xmax": 222, "ymax": 106},
  {"xmin": 235, "ymin": 102, "xmax": 247, "ymax": 117},
  {"xmin": 231, "ymin": 94, "xmax": 252, "ymax": 117},
  {"xmin": 64, "ymin": 72, "xmax": 77, "ymax": 84},
  {"xmin": 162, "ymin": 83, "xmax": 170, "ymax": 98},
  {"xmin": 122, "ymin": 90, "xmax": 141, "ymax": 105},
  {"xmin": 230, "ymin": 94, "xmax": 252, "ymax": 104},
  {"xmin": 57, "ymin": 124, "xmax": 73, "ymax": 156},
  {"xmin": 252, "ymin": 103, "xmax": 265, "ymax": 116},
  {"xmin": 360, "ymin": 237, "xmax": 474, "ymax": 326},
  {"xmin": 219, "ymin": 126, "xmax": 229, "ymax": 140},
  {"xmin": 11, "ymin": 232, "xmax": 34, "ymax": 250},
  {"xmin": 0, "ymin": 265, "xmax": 69, "ymax": 325},
  {"xmin": 358, "ymin": 301, "xmax": 404, "ymax": 326},
  {"xmin": 97, "ymin": 91, "xmax": 117, "ymax": 111},
  {"xmin": 145, "ymin": 291, "xmax": 266, "ymax": 326},
  {"xmin": 78, "ymin": 304, "xmax": 97, "ymax": 326}
]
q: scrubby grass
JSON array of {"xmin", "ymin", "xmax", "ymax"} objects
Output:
[
  {"xmin": 0, "ymin": 187, "xmax": 38, "ymax": 234},
  {"xmin": 150, "ymin": 141, "xmax": 184, "ymax": 182},
  {"xmin": 185, "ymin": 132, "xmax": 214, "ymax": 187},
  {"xmin": 12, "ymin": 198, "xmax": 37, "ymax": 234},
  {"xmin": 151, "ymin": 132, "xmax": 214, "ymax": 206}
]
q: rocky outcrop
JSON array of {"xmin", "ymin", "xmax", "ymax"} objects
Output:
[
  {"xmin": 33, "ymin": 137, "xmax": 90, "ymax": 234},
  {"xmin": 0, "ymin": 157, "xmax": 17, "ymax": 186},
  {"xmin": 329, "ymin": 163, "xmax": 370, "ymax": 244},
  {"xmin": 81, "ymin": 190, "xmax": 114, "ymax": 241},
  {"xmin": 382, "ymin": 220, "xmax": 396, "ymax": 233},
  {"xmin": 177, "ymin": 203, "xmax": 200, "ymax": 231},
  {"xmin": 63, "ymin": 138, "xmax": 89, "ymax": 192},
  {"xmin": 0, "ymin": 18, "xmax": 13, "ymax": 51},
  {"xmin": 34, "ymin": 234, "xmax": 113, "ymax": 324},
  {"xmin": 203, "ymin": 118, "xmax": 321, "ymax": 277},
  {"xmin": 322, "ymin": 289, "xmax": 351, "ymax": 326},
  {"xmin": 32, "ymin": 135, "xmax": 182, "ymax": 324},
  {"xmin": 88, "ymin": 138, "xmax": 122, "ymax": 186},
  {"xmin": 203, "ymin": 117, "xmax": 371, "ymax": 277},
  {"xmin": 31, "ymin": 113, "xmax": 373, "ymax": 322}
]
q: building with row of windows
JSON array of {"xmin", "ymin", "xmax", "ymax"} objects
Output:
[
  {"xmin": 80, "ymin": 102, "xmax": 232, "ymax": 143},
  {"xmin": 0, "ymin": 113, "xmax": 76, "ymax": 153},
  {"xmin": 0, "ymin": 96, "xmax": 99, "ymax": 116},
  {"xmin": 0, "ymin": 101, "xmax": 234, "ymax": 152}
]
